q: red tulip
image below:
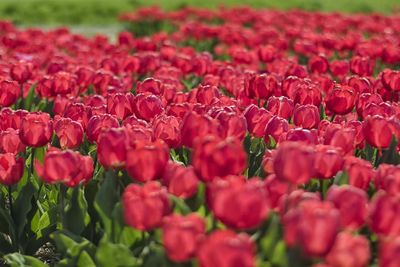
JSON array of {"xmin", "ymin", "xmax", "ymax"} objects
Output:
[
  {"xmin": 162, "ymin": 162, "xmax": 199, "ymax": 199},
  {"xmin": 283, "ymin": 199, "xmax": 339, "ymax": 257},
  {"xmin": 86, "ymin": 114, "xmax": 120, "ymax": 143},
  {"xmin": 211, "ymin": 178, "xmax": 270, "ymax": 229},
  {"xmin": 54, "ymin": 117, "xmax": 84, "ymax": 149},
  {"xmin": 197, "ymin": 230, "xmax": 256, "ymax": 267},
  {"xmin": 126, "ymin": 140, "xmax": 169, "ymax": 182},
  {"xmin": 326, "ymin": 86, "xmax": 356, "ymax": 115},
  {"xmin": 0, "ymin": 79, "xmax": 20, "ymax": 107},
  {"xmin": 285, "ymin": 128, "xmax": 318, "ymax": 145},
  {"xmin": 363, "ymin": 115, "xmax": 398, "ymax": 149},
  {"xmin": 323, "ymin": 124, "xmax": 356, "ymax": 156},
  {"xmin": 107, "ymin": 92, "xmax": 135, "ymax": 120},
  {"xmin": 192, "ymin": 136, "xmax": 247, "ymax": 182},
  {"xmin": 63, "ymin": 103, "xmax": 92, "ymax": 130},
  {"xmin": 293, "ymin": 104, "xmax": 320, "ymax": 129},
  {"xmin": 133, "ymin": 93, "xmax": 164, "ymax": 121},
  {"xmin": 162, "ymin": 214, "xmax": 205, "ymax": 262},
  {"xmin": 326, "ymin": 185, "xmax": 368, "ymax": 230},
  {"xmin": 152, "ymin": 114, "xmax": 181, "ymax": 148},
  {"xmin": 243, "ymin": 104, "xmax": 272, "ymax": 138},
  {"xmin": 35, "ymin": 149, "xmax": 93, "ymax": 186},
  {"xmin": 215, "ymin": 111, "xmax": 247, "ymax": 140},
  {"xmin": 122, "ymin": 181, "xmax": 171, "ymax": 231},
  {"xmin": 314, "ymin": 145, "xmax": 344, "ymax": 179},
  {"xmin": 381, "ymin": 69, "xmax": 400, "ymax": 92},
  {"xmin": 325, "ymin": 232, "xmax": 370, "ymax": 267},
  {"xmin": 379, "ymin": 237, "xmax": 400, "ymax": 267},
  {"xmin": 245, "ymin": 74, "xmax": 278, "ymax": 99},
  {"xmin": 264, "ymin": 116, "xmax": 289, "ymax": 143},
  {"xmin": 97, "ymin": 128, "xmax": 130, "ymax": 169},
  {"xmin": 369, "ymin": 191, "xmax": 400, "ymax": 237},
  {"xmin": 19, "ymin": 112, "xmax": 53, "ymax": 147},
  {"xmin": 344, "ymin": 156, "xmax": 374, "ymax": 190},
  {"xmin": 10, "ymin": 61, "xmax": 33, "ymax": 83},
  {"xmin": 350, "ymin": 56, "xmax": 374, "ymax": 77},
  {"xmin": 330, "ymin": 60, "xmax": 349, "ymax": 78},
  {"xmin": 0, "ymin": 153, "xmax": 24, "ymax": 185},
  {"xmin": 375, "ymin": 164, "xmax": 400, "ymax": 196},
  {"xmin": 264, "ymin": 174, "xmax": 291, "ymax": 210},
  {"xmin": 0, "ymin": 128, "xmax": 25, "ymax": 154},
  {"xmin": 266, "ymin": 96, "xmax": 294, "ymax": 120},
  {"xmin": 308, "ymin": 55, "xmax": 329, "ymax": 74},
  {"xmin": 273, "ymin": 142, "xmax": 315, "ymax": 184}
]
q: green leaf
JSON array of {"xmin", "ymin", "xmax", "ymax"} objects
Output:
[
  {"xmin": 14, "ymin": 181, "xmax": 37, "ymax": 239},
  {"xmin": 271, "ymin": 241, "xmax": 288, "ymax": 267},
  {"xmin": 0, "ymin": 205, "xmax": 15, "ymax": 240},
  {"xmin": 4, "ymin": 253, "xmax": 48, "ymax": 267},
  {"xmin": 378, "ymin": 136, "xmax": 400, "ymax": 166},
  {"xmin": 333, "ymin": 171, "xmax": 349, "ymax": 185},
  {"xmin": 94, "ymin": 171, "xmax": 119, "ymax": 237},
  {"xmin": 95, "ymin": 236, "xmax": 138, "ymax": 267},
  {"xmin": 24, "ymin": 84, "xmax": 37, "ymax": 111},
  {"xmin": 77, "ymin": 251, "xmax": 96, "ymax": 267},
  {"xmin": 63, "ymin": 186, "xmax": 88, "ymax": 235},
  {"xmin": 260, "ymin": 214, "xmax": 281, "ymax": 259}
]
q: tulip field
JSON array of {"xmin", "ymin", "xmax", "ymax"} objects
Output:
[{"xmin": 1, "ymin": 5, "xmax": 400, "ymax": 267}]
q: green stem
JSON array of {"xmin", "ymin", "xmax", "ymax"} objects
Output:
[{"xmin": 8, "ymin": 186, "xmax": 13, "ymax": 218}]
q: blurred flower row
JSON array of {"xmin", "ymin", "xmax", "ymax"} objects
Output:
[{"xmin": 0, "ymin": 6, "xmax": 400, "ymax": 267}]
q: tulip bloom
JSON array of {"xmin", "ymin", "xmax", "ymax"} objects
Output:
[
  {"xmin": 363, "ymin": 115, "xmax": 398, "ymax": 149},
  {"xmin": 273, "ymin": 142, "xmax": 315, "ymax": 184},
  {"xmin": 243, "ymin": 105, "xmax": 272, "ymax": 138},
  {"xmin": 325, "ymin": 232, "xmax": 370, "ymax": 267},
  {"xmin": 133, "ymin": 93, "xmax": 164, "ymax": 121},
  {"xmin": 0, "ymin": 128, "xmax": 25, "ymax": 154},
  {"xmin": 0, "ymin": 79, "xmax": 20, "ymax": 107},
  {"xmin": 126, "ymin": 140, "xmax": 169, "ymax": 182},
  {"xmin": 210, "ymin": 178, "xmax": 270, "ymax": 229},
  {"xmin": 266, "ymin": 96, "xmax": 294, "ymax": 120},
  {"xmin": 197, "ymin": 230, "xmax": 256, "ymax": 267},
  {"xmin": 0, "ymin": 153, "xmax": 24, "ymax": 185},
  {"xmin": 86, "ymin": 114, "xmax": 120, "ymax": 143},
  {"xmin": 314, "ymin": 145, "xmax": 344, "ymax": 179},
  {"xmin": 369, "ymin": 191, "xmax": 400, "ymax": 238},
  {"xmin": 19, "ymin": 112, "xmax": 53, "ymax": 147},
  {"xmin": 123, "ymin": 182, "xmax": 171, "ymax": 231},
  {"xmin": 162, "ymin": 214, "xmax": 205, "ymax": 262},
  {"xmin": 35, "ymin": 149, "xmax": 93, "ymax": 186},
  {"xmin": 325, "ymin": 86, "xmax": 356, "ymax": 115},
  {"xmin": 326, "ymin": 185, "xmax": 368, "ymax": 230},
  {"xmin": 293, "ymin": 104, "xmax": 320, "ymax": 129},
  {"xmin": 283, "ymin": 199, "xmax": 340, "ymax": 257},
  {"xmin": 162, "ymin": 162, "xmax": 199, "ymax": 199},
  {"xmin": 54, "ymin": 117, "xmax": 84, "ymax": 149},
  {"xmin": 152, "ymin": 114, "xmax": 181, "ymax": 148},
  {"xmin": 192, "ymin": 136, "xmax": 247, "ymax": 182}
]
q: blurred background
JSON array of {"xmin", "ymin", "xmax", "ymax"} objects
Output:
[{"xmin": 1, "ymin": 0, "xmax": 399, "ymax": 26}]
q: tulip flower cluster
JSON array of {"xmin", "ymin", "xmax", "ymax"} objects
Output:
[{"xmin": 0, "ymin": 5, "xmax": 400, "ymax": 267}]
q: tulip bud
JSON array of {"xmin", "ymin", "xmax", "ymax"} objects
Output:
[
  {"xmin": 264, "ymin": 116, "xmax": 289, "ymax": 143},
  {"xmin": 363, "ymin": 115, "xmax": 398, "ymax": 149},
  {"xmin": 97, "ymin": 128, "xmax": 130, "ymax": 169},
  {"xmin": 344, "ymin": 156, "xmax": 374, "ymax": 190},
  {"xmin": 379, "ymin": 237, "xmax": 400, "ymax": 267}
]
